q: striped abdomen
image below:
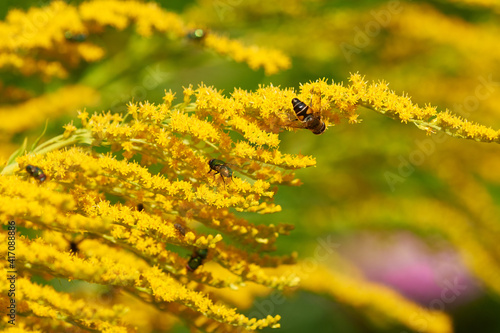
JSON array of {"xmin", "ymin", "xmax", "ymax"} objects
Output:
[{"xmin": 291, "ymin": 98, "xmax": 326, "ymax": 135}]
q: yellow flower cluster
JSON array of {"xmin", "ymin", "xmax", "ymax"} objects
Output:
[
  {"xmin": 179, "ymin": 73, "xmax": 499, "ymax": 146},
  {"xmin": 0, "ymin": 80, "xmax": 321, "ymax": 330},
  {"xmin": 0, "ymin": 0, "xmax": 290, "ymax": 81},
  {"xmin": 300, "ymin": 264, "xmax": 453, "ymax": 333},
  {"xmin": 203, "ymin": 34, "xmax": 291, "ymax": 75},
  {"xmin": 184, "ymin": 1, "xmax": 500, "ymax": 132},
  {"xmin": 392, "ymin": 4, "xmax": 500, "ymax": 71},
  {"xmin": 0, "ymin": 231, "xmax": 285, "ymax": 331},
  {"xmin": 0, "ymin": 274, "xmax": 129, "ymax": 332},
  {"xmin": 0, "ymin": 166, "xmax": 292, "ymax": 331},
  {"xmin": 4, "ymin": 69, "xmax": 500, "ymax": 331},
  {"xmin": 0, "ymin": 85, "xmax": 98, "ymax": 138},
  {"xmin": 348, "ymin": 73, "xmax": 500, "ymax": 142},
  {"xmin": 0, "ymin": 0, "xmax": 293, "ymax": 155}
]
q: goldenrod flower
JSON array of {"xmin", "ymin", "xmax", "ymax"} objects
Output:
[
  {"xmin": 348, "ymin": 73, "xmax": 500, "ymax": 143},
  {"xmin": 0, "ymin": 275, "xmax": 129, "ymax": 332},
  {"xmin": 0, "ymin": 86, "xmax": 98, "ymax": 138},
  {"xmin": 203, "ymin": 34, "xmax": 291, "ymax": 75},
  {"xmin": 4, "ymin": 67, "xmax": 500, "ymax": 331},
  {"xmin": 300, "ymin": 264, "xmax": 453, "ymax": 333},
  {"xmin": 0, "ymin": 0, "xmax": 290, "ymax": 82},
  {"xmin": 2, "ymin": 1, "xmax": 500, "ymax": 331}
]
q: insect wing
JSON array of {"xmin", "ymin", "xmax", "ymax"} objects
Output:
[
  {"xmin": 310, "ymin": 90, "xmax": 322, "ymax": 119},
  {"xmin": 211, "ymin": 159, "xmax": 226, "ymax": 167},
  {"xmin": 286, "ymin": 119, "xmax": 308, "ymax": 130}
]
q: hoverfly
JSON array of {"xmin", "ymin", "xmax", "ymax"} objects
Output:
[
  {"xmin": 291, "ymin": 97, "xmax": 326, "ymax": 135},
  {"xmin": 186, "ymin": 248, "xmax": 208, "ymax": 272},
  {"xmin": 208, "ymin": 159, "xmax": 235, "ymax": 186},
  {"xmin": 26, "ymin": 165, "xmax": 47, "ymax": 183}
]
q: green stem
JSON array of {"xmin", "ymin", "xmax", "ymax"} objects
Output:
[
  {"xmin": 359, "ymin": 102, "xmax": 447, "ymax": 135},
  {"xmin": 33, "ymin": 129, "xmax": 93, "ymax": 155},
  {"xmin": 1, "ymin": 129, "xmax": 93, "ymax": 175}
]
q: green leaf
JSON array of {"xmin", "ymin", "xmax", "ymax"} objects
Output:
[{"xmin": 30, "ymin": 119, "xmax": 49, "ymax": 152}]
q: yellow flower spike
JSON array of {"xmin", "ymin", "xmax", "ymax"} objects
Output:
[
  {"xmin": 170, "ymin": 112, "xmax": 221, "ymax": 143},
  {"xmin": 184, "ymin": 231, "xmax": 196, "ymax": 243},
  {"xmin": 193, "ymin": 85, "xmax": 229, "ymax": 121},
  {"xmin": 162, "ymin": 90, "xmax": 176, "ymax": 109},
  {"xmin": 62, "ymin": 122, "xmax": 77, "ymax": 139},
  {"xmin": 0, "ymin": 233, "xmax": 138, "ymax": 285},
  {"xmin": 78, "ymin": 1, "xmax": 131, "ymax": 30},
  {"xmin": 141, "ymin": 266, "xmax": 281, "ymax": 330},
  {"xmin": 212, "ymin": 233, "xmax": 223, "ymax": 243},
  {"xmin": 212, "ymin": 246, "xmax": 299, "ymax": 289},
  {"xmin": 193, "ymin": 208, "xmax": 292, "ymax": 251},
  {"xmin": 245, "ymin": 202, "xmax": 283, "ymax": 214},
  {"xmin": 203, "ymin": 34, "xmax": 291, "ymax": 75},
  {"xmin": 317, "ymin": 73, "xmax": 500, "ymax": 143},
  {"xmin": 76, "ymin": 42, "xmax": 106, "ymax": 62},
  {"xmin": 5, "ymin": 67, "xmax": 500, "ymax": 333},
  {"xmin": 1, "ymin": 0, "xmax": 291, "ymax": 96},
  {"xmin": 0, "ymin": 56, "xmax": 69, "ymax": 80},
  {"xmin": 0, "ymin": 85, "xmax": 98, "ymax": 137},
  {"xmin": 233, "ymin": 142, "xmax": 257, "ymax": 163},
  {"xmin": 4, "ymin": 278, "xmax": 130, "ymax": 332},
  {"xmin": 229, "ymin": 115, "xmax": 281, "ymax": 147},
  {"xmin": 77, "ymin": 110, "xmax": 89, "ymax": 127},
  {"xmin": 182, "ymin": 85, "xmax": 195, "ymax": 104},
  {"xmin": 394, "ymin": 3, "xmax": 500, "ymax": 65},
  {"xmin": 300, "ymin": 264, "xmax": 452, "ymax": 333}
]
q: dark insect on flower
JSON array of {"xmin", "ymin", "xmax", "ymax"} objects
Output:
[
  {"xmin": 187, "ymin": 248, "xmax": 208, "ymax": 272},
  {"xmin": 137, "ymin": 203, "xmax": 144, "ymax": 212},
  {"xmin": 67, "ymin": 236, "xmax": 84, "ymax": 254},
  {"xmin": 174, "ymin": 223, "xmax": 186, "ymax": 236},
  {"xmin": 208, "ymin": 159, "xmax": 235, "ymax": 186},
  {"xmin": 291, "ymin": 97, "xmax": 326, "ymax": 135},
  {"xmin": 186, "ymin": 28, "xmax": 206, "ymax": 41},
  {"xmin": 26, "ymin": 165, "xmax": 47, "ymax": 183},
  {"xmin": 64, "ymin": 31, "xmax": 87, "ymax": 42},
  {"xmin": 69, "ymin": 240, "xmax": 80, "ymax": 254}
]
